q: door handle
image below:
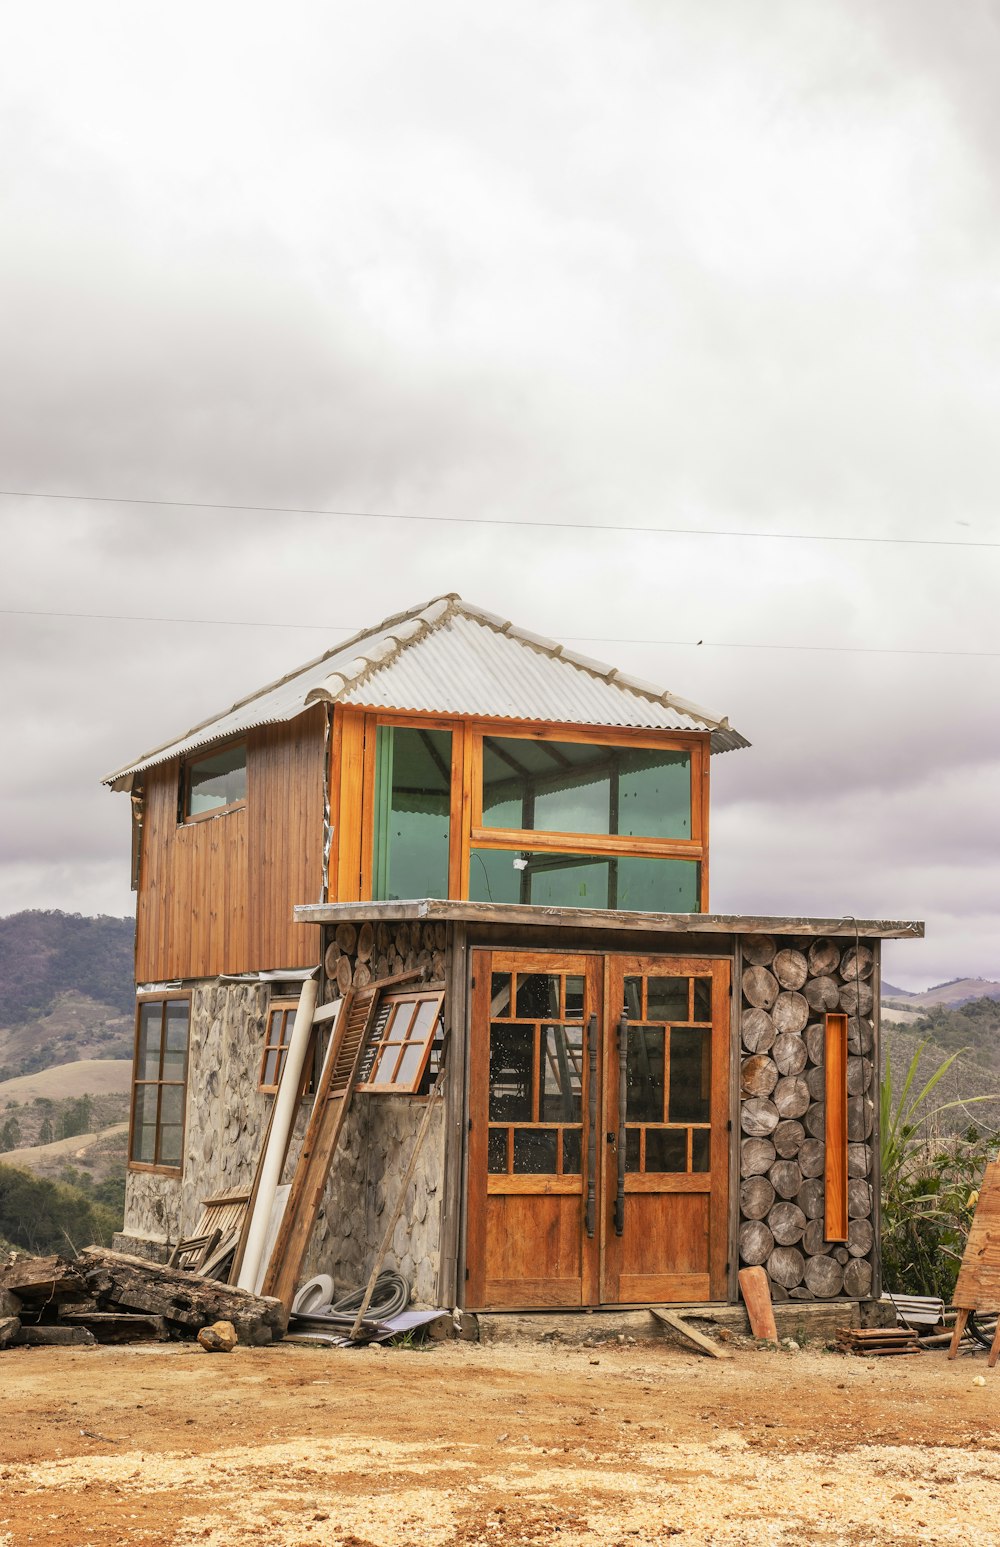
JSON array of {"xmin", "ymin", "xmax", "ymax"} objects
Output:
[
  {"xmin": 615, "ymin": 1010, "xmax": 627, "ymax": 1236},
  {"xmin": 585, "ymin": 1014, "xmax": 597, "ymax": 1238}
]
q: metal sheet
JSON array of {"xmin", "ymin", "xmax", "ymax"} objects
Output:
[{"xmin": 103, "ymin": 594, "xmax": 748, "ymax": 786}]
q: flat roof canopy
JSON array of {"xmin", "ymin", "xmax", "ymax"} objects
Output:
[{"xmin": 295, "ymin": 899, "xmax": 923, "ymax": 940}]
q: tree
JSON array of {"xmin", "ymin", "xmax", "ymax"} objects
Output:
[
  {"xmin": 38, "ymin": 1116, "xmax": 54, "ymax": 1145},
  {"xmin": 0, "ymin": 1116, "xmax": 21, "ymax": 1152}
]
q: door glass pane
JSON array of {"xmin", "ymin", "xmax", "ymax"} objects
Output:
[
  {"xmin": 562, "ymin": 1129, "xmax": 582, "ymax": 1174},
  {"xmin": 137, "ymin": 1003, "xmax": 161, "ymax": 1080},
  {"xmin": 691, "ymin": 1129, "xmax": 711, "ymax": 1171},
  {"xmin": 622, "ymin": 976, "xmax": 642, "ymax": 1018},
  {"xmin": 481, "ymin": 738, "xmax": 691, "ymax": 840},
  {"xmin": 488, "ymin": 1129, "xmax": 508, "ymax": 1172},
  {"xmin": 513, "ymin": 1129, "xmax": 558, "ymax": 1174},
  {"xmin": 515, "ymin": 974, "xmax": 559, "ymax": 1017},
  {"xmin": 668, "ymin": 1027, "xmax": 711, "ymax": 1123},
  {"xmin": 564, "ymin": 975, "xmax": 585, "ymax": 1018},
  {"xmin": 489, "ymin": 1025, "xmax": 534, "ymax": 1121},
  {"xmin": 372, "ymin": 726, "xmax": 451, "ymax": 901},
  {"xmin": 539, "ymin": 1025, "xmax": 583, "ymax": 1121},
  {"xmin": 647, "ymin": 977, "xmax": 689, "ymax": 1021},
  {"xmin": 645, "ymin": 1129, "xmax": 688, "ymax": 1173},
  {"xmin": 490, "ymin": 974, "xmax": 512, "ymax": 1016},
  {"xmin": 625, "ymin": 1128, "xmax": 641, "ymax": 1171},
  {"xmin": 626, "ymin": 1025, "xmax": 664, "ymax": 1122},
  {"xmin": 693, "ymin": 978, "xmax": 712, "ymax": 1021}
]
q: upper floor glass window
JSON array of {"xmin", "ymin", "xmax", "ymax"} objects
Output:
[
  {"xmin": 183, "ymin": 742, "xmax": 247, "ymax": 820},
  {"xmin": 480, "ymin": 737, "xmax": 691, "ymax": 841},
  {"xmin": 371, "ymin": 726, "xmax": 452, "ymax": 900}
]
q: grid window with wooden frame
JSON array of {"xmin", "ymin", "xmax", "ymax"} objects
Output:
[
  {"xmin": 357, "ymin": 989, "xmax": 445, "ymax": 1094},
  {"xmin": 259, "ymin": 1000, "xmax": 299, "ymax": 1093},
  {"xmin": 129, "ymin": 995, "xmax": 190, "ymax": 1173},
  {"xmin": 180, "ymin": 739, "xmax": 247, "ymax": 823}
]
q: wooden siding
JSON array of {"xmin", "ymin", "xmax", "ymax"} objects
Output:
[{"xmin": 135, "ymin": 707, "xmax": 326, "ymax": 981}]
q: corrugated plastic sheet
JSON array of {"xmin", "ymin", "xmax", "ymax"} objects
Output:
[{"xmin": 103, "ymin": 595, "xmax": 747, "ymax": 786}]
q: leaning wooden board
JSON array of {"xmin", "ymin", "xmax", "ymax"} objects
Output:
[{"xmin": 948, "ymin": 1161, "xmax": 1000, "ymax": 1369}]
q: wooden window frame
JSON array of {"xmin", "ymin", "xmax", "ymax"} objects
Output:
[
  {"xmin": 259, "ymin": 999, "xmax": 299, "ymax": 1094},
  {"xmin": 356, "ymin": 988, "xmax": 445, "ymax": 1095},
  {"xmin": 180, "ymin": 739, "xmax": 248, "ymax": 825},
  {"xmin": 329, "ymin": 708, "xmax": 711, "ymax": 911},
  {"xmin": 128, "ymin": 992, "xmax": 191, "ymax": 1176}
]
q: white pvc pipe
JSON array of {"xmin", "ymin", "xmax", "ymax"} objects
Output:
[{"xmin": 237, "ymin": 975, "xmax": 319, "ymax": 1293}]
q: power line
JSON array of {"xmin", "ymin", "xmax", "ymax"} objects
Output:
[
  {"xmin": 1, "ymin": 486, "xmax": 997, "ymax": 551},
  {"xmin": 1, "ymin": 605, "xmax": 997, "ymax": 660}
]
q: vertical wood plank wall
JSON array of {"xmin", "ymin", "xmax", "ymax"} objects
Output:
[{"xmin": 135, "ymin": 706, "xmax": 326, "ymax": 981}]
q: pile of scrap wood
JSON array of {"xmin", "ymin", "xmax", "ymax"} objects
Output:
[
  {"xmin": 0, "ymin": 1249, "xmax": 287, "ymax": 1349},
  {"xmin": 836, "ymin": 1325, "xmax": 922, "ymax": 1357}
]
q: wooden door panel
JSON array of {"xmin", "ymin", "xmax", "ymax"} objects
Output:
[{"xmin": 483, "ymin": 1195, "xmax": 589, "ymax": 1307}]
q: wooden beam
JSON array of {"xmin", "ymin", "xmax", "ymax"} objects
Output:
[{"xmin": 650, "ymin": 1307, "xmax": 733, "ymax": 1359}]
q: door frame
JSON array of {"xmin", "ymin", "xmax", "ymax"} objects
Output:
[{"xmin": 463, "ymin": 945, "xmax": 734, "ymax": 1310}]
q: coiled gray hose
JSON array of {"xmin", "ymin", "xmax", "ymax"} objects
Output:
[{"xmin": 291, "ymin": 1269, "xmax": 410, "ymax": 1327}]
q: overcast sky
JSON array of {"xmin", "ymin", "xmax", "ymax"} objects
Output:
[{"xmin": 2, "ymin": 2, "xmax": 999, "ymax": 991}]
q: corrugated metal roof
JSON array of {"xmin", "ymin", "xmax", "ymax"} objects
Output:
[{"xmin": 103, "ymin": 594, "xmax": 749, "ymax": 788}]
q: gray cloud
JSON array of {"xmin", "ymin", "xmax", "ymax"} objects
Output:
[{"xmin": 2, "ymin": 1, "xmax": 999, "ymax": 991}]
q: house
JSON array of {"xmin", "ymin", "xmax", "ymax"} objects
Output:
[{"xmin": 104, "ymin": 593, "xmax": 921, "ymax": 1315}]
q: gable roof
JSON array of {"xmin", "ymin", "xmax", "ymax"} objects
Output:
[{"xmin": 103, "ymin": 593, "xmax": 749, "ymax": 789}]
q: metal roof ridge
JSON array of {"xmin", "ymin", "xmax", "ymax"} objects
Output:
[{"xmin": 302, "ymin": 594, "xmax": 461, "ymax": 709}]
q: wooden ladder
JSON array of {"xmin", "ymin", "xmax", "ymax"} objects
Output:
[{"xmin": 261, "ymin": 985, "xmax": 380, "ymax": 1307}]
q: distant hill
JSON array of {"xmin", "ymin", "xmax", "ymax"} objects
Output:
[
  {"xmin": 883, "ymin": 976, "xmax": 1000, "ymax": 1009},
  {"xmin": 0, "ymin": 910, "xmax": 135, "ymax": 1024}
]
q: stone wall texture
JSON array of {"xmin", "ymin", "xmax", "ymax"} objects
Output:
[
  {"xmin": 737, "ymin": 934, "xmax": 877, "ymax": 1302},
  {"xmin": 121, "ymin": 977, "xmax": 446, "ymax": 1306}
]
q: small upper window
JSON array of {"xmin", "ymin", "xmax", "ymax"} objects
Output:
[
  {"xmin": 259, "ymin": 1001, "xmax": 298, "ymax": 1093},
  {"xmin": 183, "ymin": 742, "xmax": 247, "ymax": 820}
]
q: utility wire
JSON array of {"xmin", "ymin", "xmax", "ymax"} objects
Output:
[
  {"xmin": 0, "ymin": 486, "xmax": 997, "ymax": 551},
  {"xmin": 1, "ymin": 605, "xmax": 997, "ymax": 660}
]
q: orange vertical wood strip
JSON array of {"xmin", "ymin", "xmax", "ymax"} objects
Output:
[{"xmin": 824, "ymin": 1012, "xmax": 849, "ymax": 1242}]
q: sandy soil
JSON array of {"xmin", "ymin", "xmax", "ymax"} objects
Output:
[{"xmin": 0, "ymin": 1333, "xmax": 998, "ymax": 1547}]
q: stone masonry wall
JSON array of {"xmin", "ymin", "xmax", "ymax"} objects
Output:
[
  {"xmin": 120, "ymin": 975, "xmax": 445, "ymax": 1305},
  {"xmin": 738, "ymin": 934, "xmax": 877, "ymax": 1302}
]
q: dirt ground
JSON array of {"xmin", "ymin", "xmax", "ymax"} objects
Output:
[{"xmin": 0, "ymin": 1331, "xmax": 998, "ymax": 1547}]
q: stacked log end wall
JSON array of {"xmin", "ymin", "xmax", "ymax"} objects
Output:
[{"xmin": 738, "ymin": 933, "xmax": 877, "ymax": 1303}]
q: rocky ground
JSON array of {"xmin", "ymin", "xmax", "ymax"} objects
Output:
[{"xmin": 0, "ymin": 1333, "xmax": 997, "ymax": 1546}]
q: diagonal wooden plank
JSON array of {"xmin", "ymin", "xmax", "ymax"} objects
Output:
[{"xmin": 650, "ymin": 1307, "xmax": 733, "ymax": 1360}]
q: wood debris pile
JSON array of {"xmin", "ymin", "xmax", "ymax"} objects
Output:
[
  {"xmin": 836, "ymin": 1325, "xmax": 922, "ymax": 1357},
  {"xmin": 0, "ymin": 1248, "xmax": 286, "ymax": 1350}
]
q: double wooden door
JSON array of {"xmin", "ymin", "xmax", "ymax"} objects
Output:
[{"xmin": 466, "ymin": 950, "xmax": 731, "ymax": 1309}]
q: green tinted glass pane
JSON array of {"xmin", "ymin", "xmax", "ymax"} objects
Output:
[
  {"xmin": 137, "ymin": 1002, "xmax": 162, "ymax": 1080},
  {"xmin": 617, "ymin": 750, "xmax": 690, "ymax": 839},
  {"xmin": 646, "ymin": 1129, "xmax": 688, "ymax": 1172},
  {"xmin": 515, "ymin": 973, "xmax": 559, "ymax": 1017},
  {"xmin": 489, "ymin": 1025, "xmax": 533, "ymax": 1121},
  {"xmin": 616, "ymin": 857, "xmax": 700, "ymax": 912},
  {"xmin": 626, "ymin": 1026, "xmax": 664, "ymax": 1122},
  {"xmin": 372, "ymin": 726, "xmax": 451, "ymax": 901},
  {"xmin": 488, "ymin": 1129, "xmax": 507, "ymax": 1172},
  {"xmin": 562, "ymin": 1129, "xmax": 582, "ymax": 1174},
  {"xmin": 668, "ymin": 1027, "xmax": 711, "ymax": 1124},
  {"xmin": 692, "ymin": 1129, "xmax": 711, "ymax": 1172},
  {"xmin": 188, "ymin": 743, "xmax": 247, "ymax": 815},
  {"xmin": 469, "ymin": 851, "xmax": 701, "ymax": 914},
  {"xmin": 481, "ymin": 739, "xmax": 691, "ymax": 839},
  {"xmin": 647, "ymin": 977, "xmax": 689, "ymax": 1021},
  {"xmin": 512, "ymin": 1129, "xmax": 558, "ymax": 1174},
  {"xmin": 539, "ymin": 1025, "xmax": 583, "ymax": 1121}
]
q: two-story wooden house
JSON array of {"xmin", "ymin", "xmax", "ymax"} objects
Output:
[{"xmin": 104, "ymin": 594, "xmax": 921, "ymax": 1316}]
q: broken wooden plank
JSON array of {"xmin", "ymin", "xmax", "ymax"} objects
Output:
[
  {"xmin": 650, "ymin": 1308, "xmax": 733, "ymax": 1360},
  {"xmin": 59, "ymin": 1310, "xmax": 169, "ymax": 1343},
  {"xmin": 76, "ymin": 1248, "xmax": 288, "ymax": 1345},
  {"xmin": 19, "ymin": 1324, "xmax": 97, "ymax": 1347},
  {"xmin": 738, "ymin": 1266, "xmax": 777, "ymax": 1341}
]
